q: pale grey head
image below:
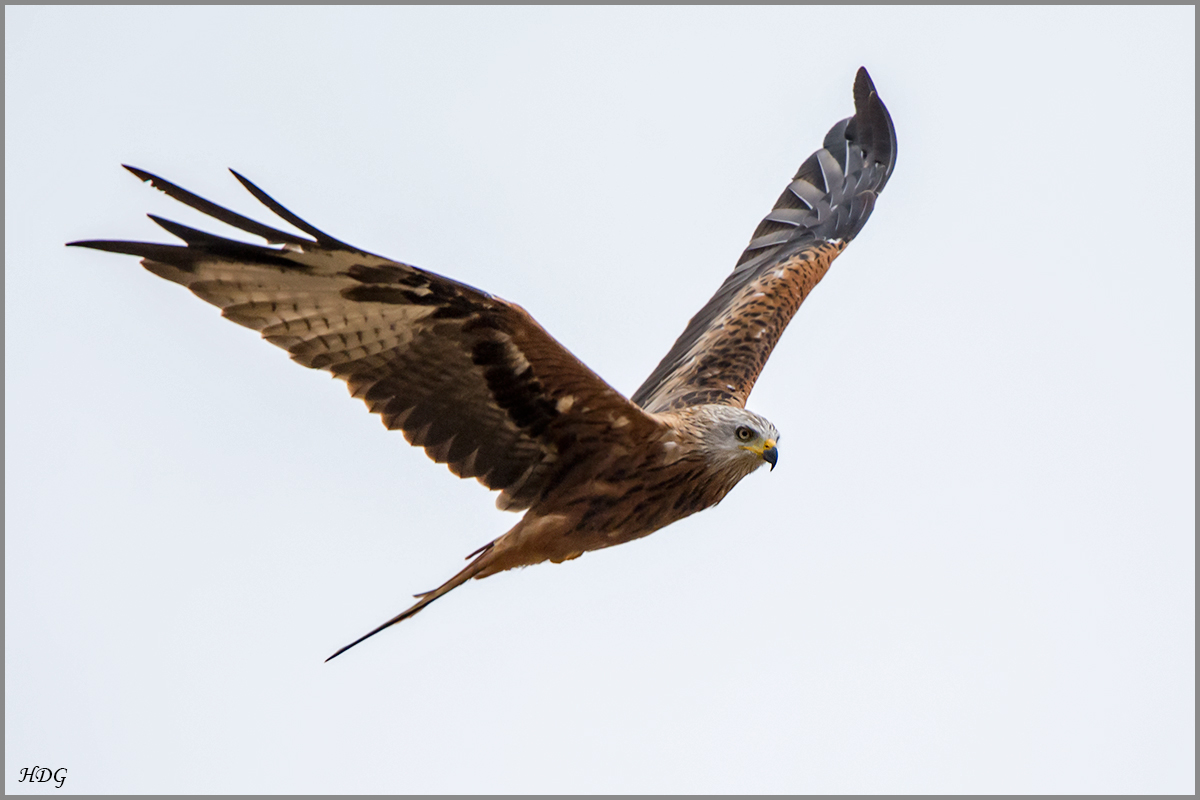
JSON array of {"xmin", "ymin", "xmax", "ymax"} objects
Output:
[{"xmin": 690, "ymin": 404, "xmax": 780, "ymax": 483}]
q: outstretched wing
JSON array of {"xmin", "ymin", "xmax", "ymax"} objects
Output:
[
  {"xmin": 631, "ymin": 67, "xmax": 896, "ymax": 414},
  {"xmin": 70, "ymin": 168, "xmax": 662, "ymax": 511}
]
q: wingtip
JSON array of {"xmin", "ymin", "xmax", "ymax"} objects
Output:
[
  {"xmin": 848, "ymin": 66, "xmax": 896, "ymax": 181},
  {"xmin": 64, "ymin": 238, "xmax": 130, "ymax": 253},
  {"xmin": 123, "ymin": 164, "xmax": 154, "ymax": 182},
  {"xmin": 228, "ymin": 168, "xmax": 349, "ymax": 248},
  {"xmin": 64, "ymin": 239, "xmax": 113, "ymax": 250},
  {"xmin": 227, "ymin": 169, "xmax": 268, "ymax": 203},
  {"xmin": 855, "ymin": 66, "xmax": 875, "ymax": 93},
  {"xmin": 853, "ymin": 67, "xmax": 879, "ymax": 114}
]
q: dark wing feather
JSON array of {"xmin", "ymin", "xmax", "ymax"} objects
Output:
[
  {"xmin": 70, "ymin": 167, "xmax": 661, "ymax": 511},
  {"xmin": 631, "ymin": 67, "xmax": 896, "ymax": 413}
]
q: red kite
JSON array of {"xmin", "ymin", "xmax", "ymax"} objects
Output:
[{"xmin": 71, "ymin": 68, "xmax": 896, "ymax": 660}]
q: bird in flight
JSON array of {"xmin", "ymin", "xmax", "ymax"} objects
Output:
[{"xmin": 70, "ymin": 68, "xmax": 896, "ymax": 661}]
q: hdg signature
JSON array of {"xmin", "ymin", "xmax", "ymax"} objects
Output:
[{"xmin": 17, "ymin": 767, "xmax": 67, "ymax": 789}]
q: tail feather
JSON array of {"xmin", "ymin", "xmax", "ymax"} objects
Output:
[{"xmin": 324, "ymin": 550, "xmax": 492, "ymax": 662}]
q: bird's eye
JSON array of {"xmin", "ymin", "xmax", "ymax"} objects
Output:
[{"xmin": 736, "ymin": 426, "xmax": 754, "ymax": 441}]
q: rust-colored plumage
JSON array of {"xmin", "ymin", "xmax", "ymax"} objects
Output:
[{"xmin": 69, "ymin": 68, "xmax": 896, "ymax": 660}]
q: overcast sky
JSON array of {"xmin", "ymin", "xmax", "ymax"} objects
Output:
[{"xmin": 6, "ymin": 6, "xmax": 1193, "ymax": 794}]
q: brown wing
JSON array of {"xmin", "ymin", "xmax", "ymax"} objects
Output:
[
  {"xmin": 631, "ymin": 67, "xmax": 897, "ymax": 414},
  {"xmin": 70, "ymin": 167, "xmax": 662, "ymax": 512}
]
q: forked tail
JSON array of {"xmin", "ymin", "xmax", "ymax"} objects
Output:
[{"xmin": 325, "ymin": 542, "xmax": 495, "ymax": 662}]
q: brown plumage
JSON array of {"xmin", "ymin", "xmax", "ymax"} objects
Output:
[{"xmin": 69, "ymin": 67, "xmax": 896, "ymax": 660}]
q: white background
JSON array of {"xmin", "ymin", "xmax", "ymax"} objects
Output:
[{"xmin": 6, "ymin": 6, "xmax": 1193, "ymax": 793}]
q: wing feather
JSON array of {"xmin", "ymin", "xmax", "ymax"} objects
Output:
[
  {"xmin": 631, "ymin": 67, "xmax": 897, "ymax": 413},
  {"xmin": 70, "ymin": 169, "xmax": 662, "ymax": 511}
]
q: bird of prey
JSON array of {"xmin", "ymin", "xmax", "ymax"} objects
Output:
[{"xmin": 70, "ymin": 67, "xmax": 896, "ymax": 660}]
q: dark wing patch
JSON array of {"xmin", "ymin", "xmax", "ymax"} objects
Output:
[
  {"xmin": 631, "ymin": 67, "xmax": 897, "ymax": 413},
  {"xmin": 70, "ymin": 168, "xmax": 661, "ymax": 511}
]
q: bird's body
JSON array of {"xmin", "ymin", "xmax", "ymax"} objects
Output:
[
  {"xmin": 70, "ymin": 68, "xmax": 895, "ymax": 659},
  {"xmin": 480, "ymin": 404, "xmax": 781, "ymax": 573}
]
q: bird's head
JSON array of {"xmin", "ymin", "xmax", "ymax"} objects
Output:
[{"xmin": 691, "ymin": 405, "xmax": 780, "ymax": 478}]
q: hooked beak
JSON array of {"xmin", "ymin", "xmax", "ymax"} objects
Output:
[{"xmin": 762, "ymin": 440, "xmax": 778, "ymax": 471}]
